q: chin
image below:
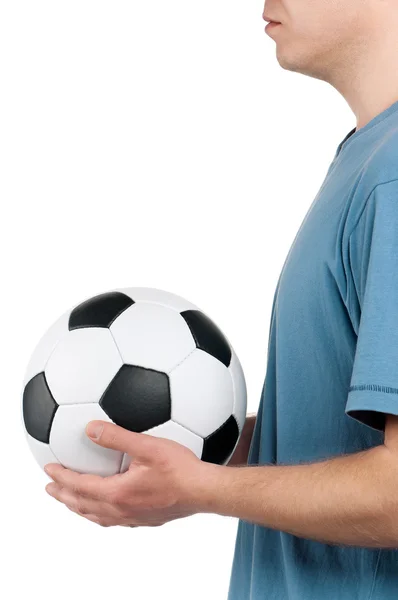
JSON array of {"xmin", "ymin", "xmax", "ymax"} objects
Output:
[
  {"xmin": 275, "ymin": 50, "xmax": 301, "ymax": 73},
  {"xmin": 276, "ymin": 46, "xmax": 313, "ymax": 75}
]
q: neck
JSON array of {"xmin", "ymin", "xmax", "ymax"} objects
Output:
[{"xmin": 328, "ymin": 21, "xmax": 398, "ymax": 131}]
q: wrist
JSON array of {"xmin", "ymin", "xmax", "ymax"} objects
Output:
[{"xmin": 193, "ymin": 462, "xmax": 236, "ymax": 515}]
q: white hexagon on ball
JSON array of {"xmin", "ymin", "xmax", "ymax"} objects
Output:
[
  {"xmin": 45, "ymin": 328, "xmax": 123, "ymax": 405},
  {"xmin": 110, "ymin": 302, "xmax": 196, "ymax": 374},
  {"xmin": 50, "ymin": 404, "xmax": 123, "ymax": 476},
  {"xmin": 23, "ymin": 309, "xmax": 71, "ymax": 387},
  {"xmin": 25, "ymin": 433, "xmax": 60, "ymax": 471},
  {"xmin": 169, "ymin": 348, "xmax": 234, "ymax": 439}
]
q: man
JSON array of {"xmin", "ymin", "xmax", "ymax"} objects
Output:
[
  {"xmin": 44, "ymin": 1, "xmax": 398, "ymax": 598},
  {"xmin": 227, "ymin": 1, "xmax": 398, "ymax": 597}
]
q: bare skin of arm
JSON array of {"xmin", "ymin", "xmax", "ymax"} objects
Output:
[{"xmin": 44, "ymin": 415, "xmax": 398, "ymax": 547}]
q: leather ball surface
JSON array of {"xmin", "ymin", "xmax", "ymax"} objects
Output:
[{"xmin": 22, "ymin": 287, "xmax": 247, "ymax": 475}]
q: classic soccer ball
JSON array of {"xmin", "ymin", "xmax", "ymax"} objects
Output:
[{"xmin": 22, "ymin": 287, "xmax": 247, "ymax": 476}]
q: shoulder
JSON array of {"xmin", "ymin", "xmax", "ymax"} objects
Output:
[
  {"xmin": 346, "ymin": 126, "xmax": 398, "ymax": 235},
  {"xmin": 364, "ymin": 124, "xmax": 398, "ymax": 186}
]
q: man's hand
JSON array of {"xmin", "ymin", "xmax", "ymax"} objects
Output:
[
  {"xmin": 44, "ymin": 420, "xmax": 218, "ymax": 528},
  {"xmin": 227, "ymin": 413, "xmax": 257, "ymax": 467}
]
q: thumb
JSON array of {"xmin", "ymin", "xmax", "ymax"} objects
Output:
[{"xmin": 86, "ymin": 420, "xmax": 154, "ymax": 457}]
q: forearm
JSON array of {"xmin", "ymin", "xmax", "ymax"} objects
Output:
[{"xmin": 203, "ymin": 444, "xmax": 398, "ymax": 548}]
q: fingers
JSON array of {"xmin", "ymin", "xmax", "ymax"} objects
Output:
[
  {"xmin": 44, "ymin": 464, "xmax": 115, "ymax": 501},
  {"xmin": 46, "ymin": 483, "xmax": 138, "ymax": 528},
  {"xmin": 46, "ymin": 482, "xmax": 118, "ymax": 517},
  {"xmin": 71, "ymin": 512, "xmax": 127, "ymax": 528},
  {"xmin": 86, "ymin": 420, "xmax": 154, "ymax": 458}
]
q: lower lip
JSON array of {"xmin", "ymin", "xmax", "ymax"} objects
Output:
[{"xmin": 265, "ymin": 22, "xmax": 281, "ymax": 32}]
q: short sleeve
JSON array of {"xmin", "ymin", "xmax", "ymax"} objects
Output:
[{"xmin": 345, "ymin": 179, "xmax": 398, "ymax": 431}]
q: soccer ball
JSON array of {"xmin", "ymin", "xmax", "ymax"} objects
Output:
[{"xmin": 22, "ymin": 287, "xmax": 247, "ymax": 476}]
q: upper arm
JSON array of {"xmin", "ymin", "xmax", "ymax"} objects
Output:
[{"xmin": 345, "ymin": 180, "xmax": 398, "ymax": 433}]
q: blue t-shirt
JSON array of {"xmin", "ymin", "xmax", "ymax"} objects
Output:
[{"xmin": 228, "ymin": 99, "xmax": 398, "ymax": 600}]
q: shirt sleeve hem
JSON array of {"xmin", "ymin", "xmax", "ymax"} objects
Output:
[{"xmin": 346, "ymin": 388, "xmax": 398, "ymax": 431}]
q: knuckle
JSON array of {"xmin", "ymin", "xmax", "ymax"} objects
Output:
[
  {"xmin": 109, "ymin": 433, "xmax": 118, "ymax": 447},
  {"xmin": 71, "ymin": 474, "xmax": 83, "ymax": 495},
  {"xmin": 151, "ymin": 448, "xmax": 167, "ymax": 465},
  {"xmin": 97, "ymin": 480, "xmax": 108, "ymax": 501},
  {"xmin": 115, "ymin": 501, "xmax": 128, "ymax": 514},
  {"xmin": 108, "ymin": 488, "xmax": 122, "ymax": 505},
  {"xmin": 119, "ymin": 505, "xmax": 132, "ymax": 518},
  {"xmin": 76, "ymin": 502, "xmax": 88, "ymax": 515}
]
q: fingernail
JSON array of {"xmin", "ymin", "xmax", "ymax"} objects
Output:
[{"xmin": 86, "ymin": 422, "xmax": 104, "ymax": 440}]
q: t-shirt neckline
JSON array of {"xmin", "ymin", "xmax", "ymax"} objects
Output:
[{"xmin": 335, "ymin": 98, "xmax": 398, "ymax": 158}]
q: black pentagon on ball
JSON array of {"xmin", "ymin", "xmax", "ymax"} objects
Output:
[
  {"xmin": 201, "ymin": 415, "xmax": 240, "ymax": 465},
  {"xmin": 23, "ymin": 372, "xmax": 59, "ymax": 444},
  {"xmin": 100, "ymin": 365, "xmax": 171, "ymax": 433},
  {"xmin": 69, "ymin": 291, "xmax": 134, "ymax": 330},
  {"xmin": 180, "ymin": 310, "xmax": 232, "ymax": 368}
]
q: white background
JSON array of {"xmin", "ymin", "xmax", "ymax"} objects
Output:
[{"xmin": 1, "ymin": 1, "xmax": 354, "ymax": 599}]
